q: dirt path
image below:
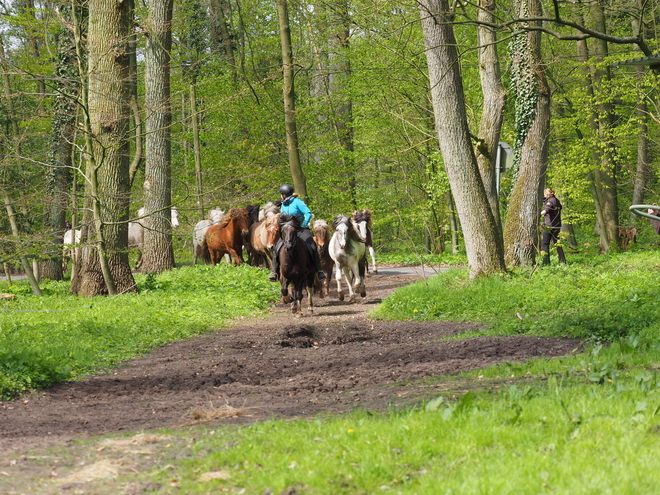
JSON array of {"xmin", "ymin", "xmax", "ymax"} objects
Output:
[{"xmin": 0, "ymin": 268, "xmax": 580, "ymax": 455}]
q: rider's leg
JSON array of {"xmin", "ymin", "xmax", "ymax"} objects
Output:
[
  {"xmin": 300, "ymin": 230, "xmax": 326, "ymax": 280},
  {"xmin": 269, "ymin": 239, "xmax": 283, "ymax": 281}
]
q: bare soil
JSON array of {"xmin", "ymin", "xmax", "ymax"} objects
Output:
[{"xmin": 0, "ymin": 268, "xmax": 580, "ymax": 456}]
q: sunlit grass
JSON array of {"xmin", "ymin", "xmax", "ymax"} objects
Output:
[
  {"xmin": 0, "ymin": 264, "xmax": 280, "ymax": 398},
  {"xmin": 372, "ymin": 251, "xmax": 660, "ymax": 342}
]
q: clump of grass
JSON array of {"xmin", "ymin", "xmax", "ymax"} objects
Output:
[
  {"xmin": 0, "ymin": 264, "xmax": 280, "ymax": 399},
  {"xmin": 181, "ymin": 401, "xmax": 247, "ymax": 426}
]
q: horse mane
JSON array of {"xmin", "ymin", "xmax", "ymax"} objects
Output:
[
  {"xmin": 352, "ymin": 209, "xmax": 372, "ymax": 228},
  {"xmin": 314, "ymin": 219, "xmax": 328, "ymax": 230},
  {"xmin": 279, "ymin": 214, "xmax": 302, "ymax": 229},
  {"xmin": 264, "ymin": 212, "xmax": 281, "ymax": 226},
  {"xmin": 260, "ymin": 202, "xmax": 281, "ymax": 221},
  {"xmin": 216, "ymin": 207, "xmax": 247, "ymax": 230},
  {"xmin": 246, "ymin": 204, "xmax": 260, "ymax": 224}
]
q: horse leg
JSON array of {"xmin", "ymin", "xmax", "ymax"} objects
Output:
[
  {"xmin": 368, "ymin": 246, "xmax": 377, "ymax": 274},
  {"xmin": 356, "ymin": 259, "xmax": 367, "ymax": 298},
  {"xmin": 280, "ymin": 277, "xmax": 291, "ymax": 303},
  {"xmin": 135, "ymin": 250, "xmax": 143, "ymax": 270},
  {"xmin": 228, "ymin": 248, "xmax": 242, "ymax": 265},
  {"xmin": 343, "ymin": 266, "xmax": 356, "ymax": 303},
  {"xmin": 307, "ymin": 285, "xmax": 314, "ymax": 315},
  {"xmin": 334, "ymin": 263, "xmax": 344, "ymax": 301}
]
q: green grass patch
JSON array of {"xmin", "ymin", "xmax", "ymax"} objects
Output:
[
  {"xmin": 372, "ymin": 251, "xmax": 660, "ymax": 342},
  {"xmin": 377, "ymin": 249, "xmax": 467, "ymax": 267},
  {"xmin": 0, "ymin": 264, "xmax": 279, "ymax": 399}
]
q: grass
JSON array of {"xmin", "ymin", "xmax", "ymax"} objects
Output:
[
  {"xmin": 5, "ymin": 248, "xmax": 660, "ymax": 493},
  {"xmin": 372, "ymin": 250, "xmax": 660, "ymax": 343},
  {"xmin": 0, "ymin": 264, "xmax": 280, "ymax": 399}
]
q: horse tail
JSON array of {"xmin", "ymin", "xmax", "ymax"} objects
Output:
[{"xmin": 196, "ymin": 238, "xmax": 211, "ymax": 263}]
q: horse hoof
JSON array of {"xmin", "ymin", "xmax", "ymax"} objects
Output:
[
  {"xmin": 349, "ymin": 295, "xmax": 356, "ymax": 303},
  {"xmin": 360, "ymin": 291, "xmax": 366, "ymax": 298},
  {"xmin": 338, "ymin": 292, "xmax": 344, "ymax": 301}
]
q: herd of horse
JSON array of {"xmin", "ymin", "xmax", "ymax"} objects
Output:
[
  {"xmin": 62, "ymin": 203, "xmax": 376, "ymax": 316},
  {"xmin": 191, "ymin": 203, "xmax": 377, "ymax": 315}
]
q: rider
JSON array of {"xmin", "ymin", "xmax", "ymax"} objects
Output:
[{"xmin": 268, "ymin": 184, "xmax": 327, "ymax": 282}]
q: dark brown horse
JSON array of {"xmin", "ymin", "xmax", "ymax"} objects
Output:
[
  {"xmin": 277, "ymin": 214, "xmax": 315, "ymax": 315},
  {"xmin": 313, "ymin": 219, "xmax": 333, "ymax": 298},
  {"xmin": 247, "ymin": 212, "xmax": 281, "ymax": 267},
  {"xmin": 204, "ymin": 207, "xmax": 251, "ymax": 265}
]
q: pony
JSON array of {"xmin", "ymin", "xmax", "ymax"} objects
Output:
[
  {"xmin": 62, "ymin": 228, "xmax": 81, "ymax": 271},
  {"xmin": 204, "ymin": 207, "xmax": 251, "ymax": 265},
  {"xmin": 247, "ymin": 212, "xmax": 281, "ymax": 267},
  {"xmin": 241, "ymin": 203, "xmax": 262, "ymax": 264},
  {"xmin": 128, "ymin": 206, "xmax": 180, "ymax": 269},
  {"xmin": 329, "ymin": 214, "xmax": 367, "ymax": 303},
  {"xmin": 277, "ymin": 214, "xmax": 315, "ymax": 315},
  {"xmin": 313, "ymin": 219, "xmax": 334, "ymax": 298},
  {"xmin": 258, "ymin": 201, "xmax": 280, "ymax": 222},
  {"xmin": 193, "ymin": 209, "xmax": 225, "ymax": 264},
  {"xmin": 352, "ymin": 209, "xmax": 377, "ymax": 274},
  {"xmin": 619, "ymin": 226, "xmax": 637, "ymax": 250}
]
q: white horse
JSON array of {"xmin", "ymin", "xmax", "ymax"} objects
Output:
[
  {"xmin": 62, "ymin": 228, "xmax": 82, "ymax": 270},
  {"xmin": 329, "ymin": 214, "xmax": 367, "ymax": 303},
  {"xmin": 352, "ymin": 209, "xmax": 377, "ymax": 274},
  {"xmin": 128, "ymin": 206, "xmax": 180, "ymax": 269},
  {"xmin": 192, "ymin": 208, "xmax": 225, "ymax": 264}
]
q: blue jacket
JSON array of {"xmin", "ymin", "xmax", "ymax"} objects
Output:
[{"xmin": 280, "ymin": 196, "xmax": 312, "ymax": 228}]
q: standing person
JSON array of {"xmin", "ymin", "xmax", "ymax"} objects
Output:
[
  {"xmin": 646, "ymin": 204, "xmax": 660, "ymax": 235},
  {"xmin": 540, "ymin": 188, "xmax": 566, "ymax": 265},
  {"xmin": 268, "ymin": 184, "xmax": 327, "ymax": 282}
]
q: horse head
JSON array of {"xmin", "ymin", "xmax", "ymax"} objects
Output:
[
  {"xmin": 279, "ymin": 214, "xmax": 301, "ymax": 249},
  {"xmin": 208, "ymin": 208, "xmax": 225, "ymax": 224},
  {"xmin": 264, "ymin": 213, "xmax": 281, "ymax": 249},
  {"xmin": 228, "ymin": 207, "xmax": 251, "ymax": 236},
  {"xmin": 332, "ymin": 214, "xmax": 352, "ymax": 249},
  {"xmin": 314, "ymin": 219, "xmax": 330, "ymax": 247}
]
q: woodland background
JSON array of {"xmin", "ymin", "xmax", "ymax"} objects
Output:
[{"xmin": 0, "ymin": 0, "xmax": 659, "ymax": 295}]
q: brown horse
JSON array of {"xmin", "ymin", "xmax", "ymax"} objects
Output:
[
  {"xmin": 204, "ymin": 207, "xmax": 251, "ymax": 265},
  {"xmin": 277, "ymin": 214, "xmax": 315, "ymax": 315},
  {"xmin": 247, "ymin": 212, "xmax": 281, "ymax": 267},
  {"xmin": 313, "ymin": 219, "xmax": 333, "ymax": 298}
]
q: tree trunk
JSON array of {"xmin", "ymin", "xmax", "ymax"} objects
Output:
[
  {"xmin": 631, "ymin": 65, "xmax": 651, "ymax": 224},
  {"xmin": 309, "ymin": 1, "xmax": 355, "ymax": 208},
  {"xmin": 476, "ymin": 0, "xmax": 506, "ymax": 229},
  {"xmin": 2, "ymin": 190, "xmax": 41, "ymax": 295},
  {"xmin": 419, "ymin": 0, "xmax": 505, "ymax": 277},
  {"xmin": 276, "ymin": 0, "xmax": 307, "ymax": 199},
  {"xmin": 503, "ymin": 0, "xmax": 550, "ymax": 267},
  {"xmin": 581, "ymin": 1, "xmax": 620, "ymax": 253},
  {"xmin": 142, "ymin": 0, "xmax": 175, "ymax": 274},
  {"xmin": 43, "ymin": 6, "xmax": 79, "ymax": 281},
  {"xmin": 71, "ymin": 0, "xmax": 136, "ymax": 296},
  {"xmin": 209, "ymin": 0, "xmax": 237, "ymax": 84}
]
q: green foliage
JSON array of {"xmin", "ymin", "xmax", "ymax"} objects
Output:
[
  {"xmin": 373, "ymin": 251, "xmax": 660, "ymax": 343},
  {"xmin": 0, "ymin": 265, "xmax": 280, "ymax": 399}
]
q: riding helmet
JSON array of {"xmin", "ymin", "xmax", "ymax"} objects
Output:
[{"xmin": 279, "ymin": 184, "xmax": 294, "ymax": 196}]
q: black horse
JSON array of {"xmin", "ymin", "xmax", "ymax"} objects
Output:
[{"xmin": 277, "ymin": 214, "xmax": 315, "ymax": 315}]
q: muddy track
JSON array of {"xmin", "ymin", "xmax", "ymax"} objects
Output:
[{"xmin": 0, "ymin": 268, "xmax": 580, "ymax": 454}]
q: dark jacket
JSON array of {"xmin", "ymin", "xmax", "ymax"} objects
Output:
[{"xmin": 543, "ymin": 195, "xmax": 562, "ymax": 228}]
